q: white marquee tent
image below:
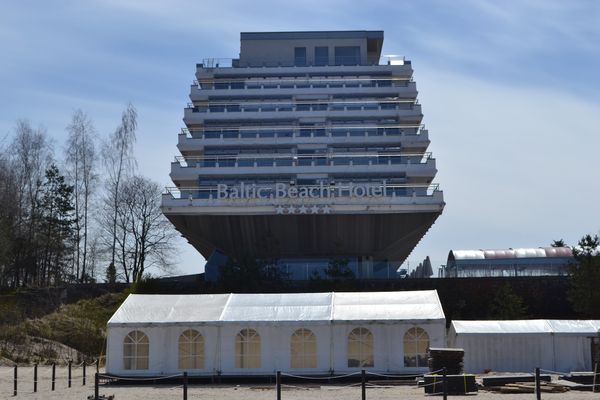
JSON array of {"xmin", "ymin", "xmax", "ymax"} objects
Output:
[
  {"xmin": 448, "ymin": 320, "xmax": 600, "ymax": 373},
  {"xmin": 106, "ymin": 290, "xmax": 445, "ymax": 376}
]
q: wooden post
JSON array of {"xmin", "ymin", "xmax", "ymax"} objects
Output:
[
  {"xmin": 83, "ymin": 362, "xmax": 86, "ymax": 386},
  {"xmin": 361, "ymin": 369, "xmax": 366, "ymax": 400},
  {"xmin": 442, "ymin": 367, "xmax": 447, "ymax": 400},
  {"xmin": 94, "ymin": 372, "xmax": 99, "ymax": 400},
  {"xmin": 52, "ymin": 363, "xmax": 56, "ymax": 391},
  {"xmin": 535, "ymin": 367, "xmax": 541, "ymax": 400},
  {"xmin": 593, "ymin": 363, "xmax": 598, "ymax": 393},
  {"xmin": 276, "ymin": 370, "xmax": 281, "ymax": 400},
  {"xmin": 183, "ymin": 371, "xmax": 188, "ymax": 400},
  {"xmin": 68, "ymin": 360, "xmax": 72, "ymax": 388},
  {"xmin": 13, "ymin": 365, "xmax": 17, "ymax": 397}
]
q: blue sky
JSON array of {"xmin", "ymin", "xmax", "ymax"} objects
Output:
[{"xmin": 1, "ymin": 0, "xmax": 599, "ymax": 275}]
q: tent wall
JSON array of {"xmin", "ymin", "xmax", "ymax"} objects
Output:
[
  {"xmin": 448, "ymin": 322, "xmax": 597, "ymax": 373},
  {"xmin": 106, "ymin": 321, "xmax": 445, "ymax": 376}
]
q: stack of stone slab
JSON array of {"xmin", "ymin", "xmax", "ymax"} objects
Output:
[{"xmin": 428, "ymin": 347, "xmax": 465, "ymax": 375}]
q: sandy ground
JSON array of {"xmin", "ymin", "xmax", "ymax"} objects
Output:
[{"xmin": 0, "ymin": 367, "xmax": 598, "ymax": 400}]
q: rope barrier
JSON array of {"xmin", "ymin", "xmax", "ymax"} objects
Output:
[
  {"xmin": 281, "ymin": 371, "xmax": 362, "ymax": 380},
  {"xmin": 97, "ymin": 373, "xmax": 184, "ymax": 381},
  {"xmin": 366, "ymin": 371, "xmax": 424, "ymax": 379}
]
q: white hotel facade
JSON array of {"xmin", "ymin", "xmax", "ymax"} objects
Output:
[{"xmin": 161, "ymin": 31, "xmax": 444, "ymax": 280}]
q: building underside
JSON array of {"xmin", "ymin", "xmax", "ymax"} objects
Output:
[{"xmin": 166, "ymin": 211, "xmax": 441, "ymax": 262}]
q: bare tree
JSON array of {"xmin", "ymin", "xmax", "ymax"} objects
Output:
[
  {"xmin": 102, "ymin": 104, "xmax": 137, "ymax": 277},
  {"xmin": 113, "ymin": 175, "xmax": 177, "ymax": 282},
  {"xmin": 65, "ymin": 110, "xmax": 98, "ymax": 282}
]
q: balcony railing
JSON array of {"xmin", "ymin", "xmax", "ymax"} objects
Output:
[
  {"xmin": 186, "ymin": 100, "xmax": 419, "ymax": 114},
  {"xmin": 173, "ymin": 152, "xmax": 432, "ymax": 168},
  {"xmin": 193, "ymin": 77, "xmax": 413, "ymax": 90},
  {"xmin": 164, "ymin": 182, "xmax": 440, "ymax": 200},
  {"xmin": 180, "ymin": 124, "xmax": 426, "ymax": 140},
  {"xmin": 198, "ymin": 56, "xmax": 407, "ymax": 68}
]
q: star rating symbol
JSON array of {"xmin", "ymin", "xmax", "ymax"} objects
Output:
[
  {"xmin": 275, "ymin": 205, "xmax": 285, "ymax": 214},
  {"xmin": 310, "ymin": 205, "xmax": 320, "ymax": 214},
  {"xmin": 322, "ymin": 205, "xmax": 331, "ymax": 214},
  {"xmin": 298, "ymin": 205, "xmax": 307, "ymax": 214}
]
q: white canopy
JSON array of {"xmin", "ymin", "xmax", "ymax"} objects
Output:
[
  {"xmin": 452, "ymin": 319, "xmax": 600, "ymax": 335},
  {"xmin": 108, "ymin": 290, "xmax": 445, "ymax": 326}
]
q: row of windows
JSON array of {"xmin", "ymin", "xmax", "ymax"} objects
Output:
[
  {"xmin": 191, "ymin": 102, "xmax": 416, "ymax": 114},
  {"xmin": 190, "ymin": 127, "xmax": 418, "ymax": 140},
  {"xmin": 122, "ymin": 327, "xmax": 429, "ymax": 370},
  {"xmin": 200, "ymin": 79, "xmax": 409, "ymax": 90}
]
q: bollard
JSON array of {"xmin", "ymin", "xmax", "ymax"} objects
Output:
[
  {"xmin": 535, "ymin": 367, "xmax": 541, "ymax": 400},
  {"xmin": 276, "ymin": 370, "xmax": 281, "ymax": 400},
  {"xmin": 83, "ymin": 362, "xmax": 86, "ymax": 386},
  {"xmin": 94, "ymin": 372, "xmax": 99, "ymax": 400},
  {"xmin": 96, "ymin": 358, "xmax": 99, "ymax": 374},
  {"xmin": 68, "ymin": 360, "xmax": 72, "ymax": 388},
  {"xmin": 442, "ymin": 367, "xmax": 447, "ymax": 400},
  {"xmin": 361, "ymin": 369, "xmax": 366, "ymax": 400},
  {"xmin": 34, "ymin": 363, "xmax": 38, "ymax": 393},
  {"xmin": 183, "ymin": 371, "xmax": 188, "ymax": 400},
  {"xmin": 52, "ymin": 363, "xmax": 56, "ymax": 391},
  {"xmin": 13, "ymin": 365, "xmax": 17, "ymax": 397}
]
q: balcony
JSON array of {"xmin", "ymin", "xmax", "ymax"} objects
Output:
[
  {"xmin": 169, "ymin": 152, "xmax": 436, "ymax": 180},
  {"xmin": 183, "ymin": 101, "xmax": 422, "ymax": 124},
  {"xmin": 161, "ymin": 182, "xmax": 444, "ymax": 214}
]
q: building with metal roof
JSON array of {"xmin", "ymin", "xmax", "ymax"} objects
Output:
[{"xmin": 443, "ymin": 247, "xmax": 574, "ymax": 278}]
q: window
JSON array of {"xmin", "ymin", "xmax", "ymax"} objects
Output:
[
  {"xmin": 235, "ymin": 328, "xmax": 261, "ymax": 368},
  {"xmin": 123, "ymin": 330, "xmax": 149, "ymax": 370},
  {"xmin": 178, "ymin": 329, "xmax": 204, "ymax": 369},
  {"xmin": 290, "ymin": 328, "xmax": 317, "ymax": 368},
  {"xmin": 403, "ymin": 327, "xmax": 429, "ymax": 367},
  {"xmin": 294, "ymin": 47, "xmax": 307, "ymax": 66},
  {"xmin": 315, "ymin": 46, "xmax": 328, "ymax": 66},
  {"xmin": 335, "ymin": 46, "xmax": 360, "ymax": 65},
  {"xmin": 347, "ymin": 327, "xmax": 374, "ymax": 368}
]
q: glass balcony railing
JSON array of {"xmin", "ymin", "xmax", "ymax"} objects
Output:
[
  {"xmin": 173, "ymin": 152, "xmax": 432, "ymax": 168},
  {"xmin": 186, "ymin": 100, "xmax": 419, "ymax": 114},
  {"xmin": 194, "ymin": 77, "xmax": 413, "ymax": 90},
  {"xmin": 164, "ymin": 182, "xmax": 440, "ymax": 200},
  {"xmin": 198, "ymin": 56, "xmax": 407, "ymax": 68},
  {"xmin": 180, "ymin": 124, "xmax": 426, "ymax": 140}
]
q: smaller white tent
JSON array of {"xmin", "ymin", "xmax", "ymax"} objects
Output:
[
  {"xmin": 448, "ymin": 320, "xmax": 600, "ymax": 373},
  {"xmin": 106, "ymin": 290, "xmax": 446, "ymax": 376}
]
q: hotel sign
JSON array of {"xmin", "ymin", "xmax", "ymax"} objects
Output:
[{"xmin": 216, "ymin": 182, "xmax": 389, "ymax": 200}]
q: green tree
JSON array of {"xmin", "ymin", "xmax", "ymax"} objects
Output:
[
  {"xmin": 324, "ymin": 258, "xmax": 354, "ymax": 281},
  {"xmin": 568, "ymin": 234, "xmax": 600, "ymax": 317},
  {"xmin": 551, "ymin": 239, "xmax": 566, "ymax": 247},
  {"xmin": 489, "ymin": 283, "xmax": 527, "ymax": 319},
  {"xmin": 37, "ymin": 165, "xmax": 76, "ymax": 285}
]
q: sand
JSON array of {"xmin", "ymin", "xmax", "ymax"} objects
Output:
[{"xmin": 0, "ymin": 367, "xmax": 598, "ymax": 400}]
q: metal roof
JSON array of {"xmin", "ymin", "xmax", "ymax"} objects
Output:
[{"xmin": 449, "ymin": 247, "xmax": 573, "ymax": 261}]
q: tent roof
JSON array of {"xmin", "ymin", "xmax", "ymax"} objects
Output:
[
  {"xmin": 449, "ymin": 247, "xmax": 573, "ymax": 262},
  {"xmin": 452, "ymin": 320, "xmax": 600, "ymax": 335},
  {"xmin": 108, "ymin": 290, "xmax": 445, "ymax": 326}
]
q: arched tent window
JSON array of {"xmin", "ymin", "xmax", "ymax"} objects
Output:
[
  {"xmin": 403, "ymin": 327, "xmax": 429, "ymax": 367},
  {"xmin": 178, "ymin": 329, "xmax": 204, "ymax": 369},
  {"xmin": 235, "ymin": 328, "xmax": 261, "ymax": 368},
  {"xmin": 123, "ymin": 330, "xmax": 149, "ymax": 370},
  {"xmin": 347, "ymin": 327, "xmax": 374, "ymax": 368},
  {"xmin": 290, "ymin": 328, "xmax": 317, "ymax": 368}
]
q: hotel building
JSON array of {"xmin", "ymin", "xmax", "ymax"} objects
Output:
[{"xmin": 161, "ymin": 31, "xmax": 444, "ymax": 280}]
